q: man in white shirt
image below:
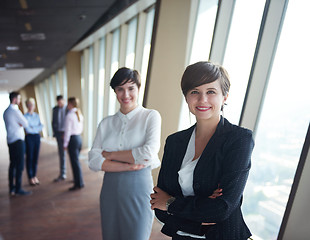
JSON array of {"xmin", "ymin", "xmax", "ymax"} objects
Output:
[{"xmin": 3, "ymin": 91, "xmax": 32, "ymax": 196}]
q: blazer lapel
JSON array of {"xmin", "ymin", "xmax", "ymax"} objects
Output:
[
  {"xmin": 172, "ymin": 125, "xmax": 195, "ymax": 196},
  {"xmin": 175, "ymin": 125, "xmax": 196, "ymax": 169},
  {"xmin": 194, "ymin": 117, "xmax": 226, "ymax": 175}
]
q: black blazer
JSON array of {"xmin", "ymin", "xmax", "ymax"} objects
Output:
[
  {"xmin": 52, "ymin": 106, "xmax": 66, "ymax": 136},
  {"xmin": 155, "ymin": 117, "xmax": 254, "ymax": 240}
]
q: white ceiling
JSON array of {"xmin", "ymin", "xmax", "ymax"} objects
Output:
[
  {"xmin": 0, "ymin": 0, "xmax": 134, "ymax": 93},
  {"xmin": 0, "ymin": 68, "xmax": 44, "ymax": 93}
]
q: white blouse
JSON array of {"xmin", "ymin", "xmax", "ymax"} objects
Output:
[
  {"xmin": 63, "ymin": 108, "xmax": 83, "ymax": 148},
  {"xmin": 88, "ymin": 105, "xmax": 161, "ymax": 172},
  {"xmin": 177, "ymin": 127, "xmax": 206, "ymax": 239},
  {"xmin": 178, "ymin": 128, "xmax": 200, "ymax": 196}
]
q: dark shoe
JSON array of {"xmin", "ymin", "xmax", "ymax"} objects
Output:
[
  {"xmin": 15, "ymin": 189, "xmax": 32, "ymax": 196},
  {"xmin": 54, "ymin": 176, "xmax": 66, "ymax": 182},
  {"xmin": 69, "ymin": 185, "xmax": 84, "ymax": 191}
]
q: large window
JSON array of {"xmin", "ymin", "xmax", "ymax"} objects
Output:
[
  {"xmin": 179, "ymin": 0, "xmax": 218, "ymax": 130},
  {"xmin": 223, "ymin": 0, "xmax": 265, "ymax": 125},
  {"xmin": 125, "ymin": 17, "xmax": 138, "ymax": 69},
  {"xmin": 108, "ymin": 28, "xmax": 120, "ymax": 116},
  {"xmin": 0, "ymin": 93, "xmax": 10, "ymax": 141},
  {"xmin": 62, "ymin": 66, "xmax": 68, "ymax": 102},
  {"xmin": 88, "ymin": 46, "xmax": 94, "ymax": 146},
  {"xmin": 242, "ymin": 0, "xmax": 310, "ymax": 239},
  {"xmin": 41, "ymin": 81, "xmax": 53, "ymax": 136},
  {"xmin": 139, "ymin": 7, "xmax": 155, "ymax": 105},
  {"xmin": 97, "ymin": 37, "xmax": 106, "ymax": 126}
]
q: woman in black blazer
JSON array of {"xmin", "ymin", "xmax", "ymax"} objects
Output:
[{"xmin": 151, "ymin": 61, "xmax": 254, "ymax": 239}]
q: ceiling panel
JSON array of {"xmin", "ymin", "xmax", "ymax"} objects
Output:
[{"xmin": 0, "ymin": 0, "xmax": 136, "ymax": 92}]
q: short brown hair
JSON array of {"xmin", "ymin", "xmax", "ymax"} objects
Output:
[
  {"xmin": 9, "ymin": 91, "xmax": 20, "ymax": 103},
  {"xmin": 181, "ymin": 61, "xmax": 230, "ymax": 96},
  {"xmin": 110, "ymin": 67, "xmax": 141, "ymax": 90}
]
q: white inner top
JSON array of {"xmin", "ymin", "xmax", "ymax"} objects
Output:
[{"xmin": 177, "ymin": 127, "xmax": 206, "ymax": 239}]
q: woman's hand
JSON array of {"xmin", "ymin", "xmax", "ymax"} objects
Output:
[
  {"xmin": 201, "ymin": 187, "xmax": 222, "ymax": 226},
  {"xmin": 150, "ymin": 186, "xmax": 172, "ymax": 211},
  {"xmin": 102, "ymin": 150, "xmax": 112, "ymax": 159},
  {"xmin": 101, "ymin": 159, "xmax": 144, "ymax": 172},
  {"xmin": 101, "ymin": 150, "xmax": 135, "ymax": 164},
  {"xmin": 128, "ymin": 163, "xmax": 145, "ymax": 171},
  {"xmin": 202, "ymin": 222, "xmax": 216, "ymax": 225},
  {"xmin": 208, "ymin": 187, "xmax": 223, "ymax": 199}
]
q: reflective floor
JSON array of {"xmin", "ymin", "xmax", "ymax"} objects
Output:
[{"xmin": 0, "ymin": 137, "xmax": 170, "ymax": 240}]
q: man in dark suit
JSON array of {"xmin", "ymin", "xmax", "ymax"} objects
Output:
[{"xmin": 52, "ymin": 95, "xmax": 67, "ymax": 182}]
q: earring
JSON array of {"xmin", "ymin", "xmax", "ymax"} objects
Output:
[{"xmin": 221, "ymin": 102, "xmax": 227, "ymax": 111}]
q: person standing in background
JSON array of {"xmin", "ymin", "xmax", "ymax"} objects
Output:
[
  {"xmin": 64, "ymin": 97, "xmax": 84, "ymax": 191},
  {"xmin": 3, "ymin": 91, "xmax": 32, "ymax": 196},
  {"xmin": 52, "ymin": 95, "xmax": 67, "ymax": 182},
  {"xmin": 24, "ymin": 98, "xmax": 43, "ymax": 186}
]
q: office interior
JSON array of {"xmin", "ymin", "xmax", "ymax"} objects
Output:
[{"xmin": 0, "ymin": 0, "xmax": 309, "ymax": 239}]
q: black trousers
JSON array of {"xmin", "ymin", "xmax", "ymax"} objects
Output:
[
  {"xmin": 68, "ymin": 135, "xmax": 84, "ymax": 188},
  {"xmin": 55, "ymin": 131, "xmax": 66, "ymax": 177},
  {"xmin": 25, "ymin": 134, "xmax": 41, "ymax": 179},
  {"xmin": 8, "ymin": 140, "xmax": 25, "ymax": 192}
]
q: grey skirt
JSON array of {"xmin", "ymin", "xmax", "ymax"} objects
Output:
[{"xmin": 100, "ymin": 167, "xmax": 154, "ymax": 240}]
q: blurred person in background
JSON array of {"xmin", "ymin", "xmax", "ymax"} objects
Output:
[
  {"xmin": 64, "ymin": 97, "xmax": 84, "ymax": 191},
  {"xmin": 24, "ymin": 98, "xmax": 43, "ymax": 186},
  {"xmin": 52, "ymin": 95, "xmax": 67, "ymax": 182},
  {"xmin": 3, "ymin": 91, "xmax": 31, "ymax": 196}
]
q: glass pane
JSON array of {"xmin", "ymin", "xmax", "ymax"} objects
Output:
[
  {"xmin": 125, "ymin": 17, "xmax": 137, "ymax": 69},
  {"xmin": 0, "ymin": 93, "xmax": 10, "ymax": 140},
  {"xmin": 88, "ymin": 46, "xmax": 94, "ymax": 147},
  {"xmin": 48, "ymin": 76, "xmax": 55, "ymax": 108},
  {"xmin": 139, "ymin": 7, "xmax": 155, "ymax": 105},
  {"xmin": 223, "ymin": 0, "xmax": 265, "ymax": 125},
  {"xmin": 42, "ymin": 80, "xmax": 53, "ymax": 136},
  {"xmin": 179, "ymin": 0, "xmax": 218, "ymax": 130},
  {"xmin": 109, "ymin": 28, "xmax": 120, "ymax": 116},
  {"xmin": 97, "ymin": 37, "xmax": 105, "ymax": 125},
  {"xmin": 62, "ymin": 66, "xmax": 68, "ymax": 100},
  {"xmin": 55, "ymin": 71, "xmax": 60, "ymax": 96},
  {"xmin": 242, "ymin": 1, "xmax": 310, "ymax": 239},
  {"xmin": 190, "ymin": 0, "xmax": 218, "ymax": 64}
]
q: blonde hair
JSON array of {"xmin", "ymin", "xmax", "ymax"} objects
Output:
[{"xmin": 25, "ymin": 98, "xmax": 35, "ymax": 108}]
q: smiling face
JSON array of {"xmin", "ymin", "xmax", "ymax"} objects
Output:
[
  {"xmin": 185, "ymin": 79, "xmax": 228, "ymax": 122},
  {"xmin": 115, "ymin": 81, "xmax": 139, "ymax": 114}
]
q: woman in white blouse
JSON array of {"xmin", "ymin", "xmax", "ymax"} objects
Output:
[
  {"xmin": 88, "ymin": 67, "xmax": 161, "ymax": 240},
  {"xmin": 64, "ymin": 97, "xmax": 84, "ymax": 191}
]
